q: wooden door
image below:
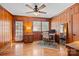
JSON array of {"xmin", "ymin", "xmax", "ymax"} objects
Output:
[{"xmin": 73, "ymin": 13, "xmax": 79, "ymax": 41}]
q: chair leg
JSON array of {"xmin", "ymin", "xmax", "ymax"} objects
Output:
[{"xmin": 48, "ymin": 42, "xmax": 50, "ymax": 45}]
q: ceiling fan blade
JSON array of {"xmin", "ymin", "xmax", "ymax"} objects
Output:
[
  {"xmin": 38, "ymin": 4, "xmax": 46, "ymax": 10},
  {"xmin": 25, "ymin": 4, "xmax": 34, "ymax": 10},
  {"xmin": 38, "ymin": 11, "xmax": 47, "ymax": 14},
  {"xmin": 26, "ymin": 11, "xmax": 34, "ymax": 13}
]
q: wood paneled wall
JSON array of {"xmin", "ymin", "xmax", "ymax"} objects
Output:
[
  {"xmin": 14, "ymin": 16, "xmax": 49, "ymax": 41},
  {"xmin": 50, "ymin": 3, "xmax": 79, "ymax": 43},
  {"xmin": 0, "ymin": 6, "xmax": 13, "ymax": 48}
]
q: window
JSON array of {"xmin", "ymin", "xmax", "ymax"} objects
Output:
[
  {"xmin": 33, "ymin": 21, "xmax": 49, "ymax": 32},
  {"xmin": 33, "ymin": 21, "xmax": 41, "ymax": 32},
  {"xmin": 3, "ymin": 21, "xmax": 11, "ymax": 42},
  {"xmin": 59, "ymin": 24, "xmax": 64, "ymax": 33},
  {"xmin": 42, "ymin": 22, "xmax": 49, "ymax": 31},
  {"xmin": 0, "ymin": 20, "xmax": 11, "ymax": 42}
]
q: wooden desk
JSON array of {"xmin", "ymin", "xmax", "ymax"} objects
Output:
[
  {"xmin": 66, "ymin": 41, "xmax": 79, "ymax": 56},
  {"xmin": 49, "ymin": 34, "xmax": 59, "ymax": 43}
]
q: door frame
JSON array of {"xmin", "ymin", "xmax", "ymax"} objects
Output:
[{"xmin": 14, "ymin": 20, "xmax": 24, "ymax": 42}]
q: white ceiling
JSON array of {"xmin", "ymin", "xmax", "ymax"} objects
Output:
[{"xmin": 1, "ymin": 3, "xmax": 74, "ymax": 18}]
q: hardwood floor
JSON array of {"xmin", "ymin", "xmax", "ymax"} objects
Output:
[{"xmin": 0, "ymin": 41, "xmax": 68, "ymax": 56}]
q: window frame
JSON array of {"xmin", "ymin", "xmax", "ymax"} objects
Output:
[
  {"xmin": 33, "ymin": 21, "xmax": 42, "ymax": 32},
  {"xmin": 42, "ymin": 21, "xmax": 49, "ymax": 32},
  {"xmin": 33, "ymin": 21, "xmax": 49, "ymax": 32}
]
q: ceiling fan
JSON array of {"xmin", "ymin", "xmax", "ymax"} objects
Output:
[{"xmin": 25, "ymin": 4, "xmax": 47, "ymax": 15}]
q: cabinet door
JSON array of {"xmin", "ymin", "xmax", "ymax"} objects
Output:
[{"xmin": 73, "ymin": 13, "xmax": 79, "ymax": 41}]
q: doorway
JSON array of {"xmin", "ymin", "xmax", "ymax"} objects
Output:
[{"xmin": 15, "ymin": 21, "xmax": 23, "ymax": 41}]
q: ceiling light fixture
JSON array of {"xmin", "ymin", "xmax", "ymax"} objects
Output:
[{"xmin": 33, "ymin": 12, "xmax": 39, "ymax": 16}]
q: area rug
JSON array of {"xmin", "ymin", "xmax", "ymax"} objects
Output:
[{"xmin": 38, "ymin": 41, "xmax": 59, "ymax": 49}]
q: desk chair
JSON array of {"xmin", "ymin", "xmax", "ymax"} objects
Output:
[
  {"xmin": 48, "ymin": 30, "xmax": 58, "ymax": 46},
  {"xmin": 42, "ymin": 32, "xmax": 49, "ymax": 45}
]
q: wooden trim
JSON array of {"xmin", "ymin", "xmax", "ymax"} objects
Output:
[{"xmin": 14, "ymin": 15, "xmax": 50, "ymax": 19}]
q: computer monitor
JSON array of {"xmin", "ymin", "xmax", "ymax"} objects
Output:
[{"xmin": 49, "ymin": 29, "xmax": 56, "ymax": 33}]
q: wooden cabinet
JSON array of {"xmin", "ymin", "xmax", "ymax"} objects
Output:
[{"xmin": 23, "ymin": 34, "xmax": 33, "ymax": 43}]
